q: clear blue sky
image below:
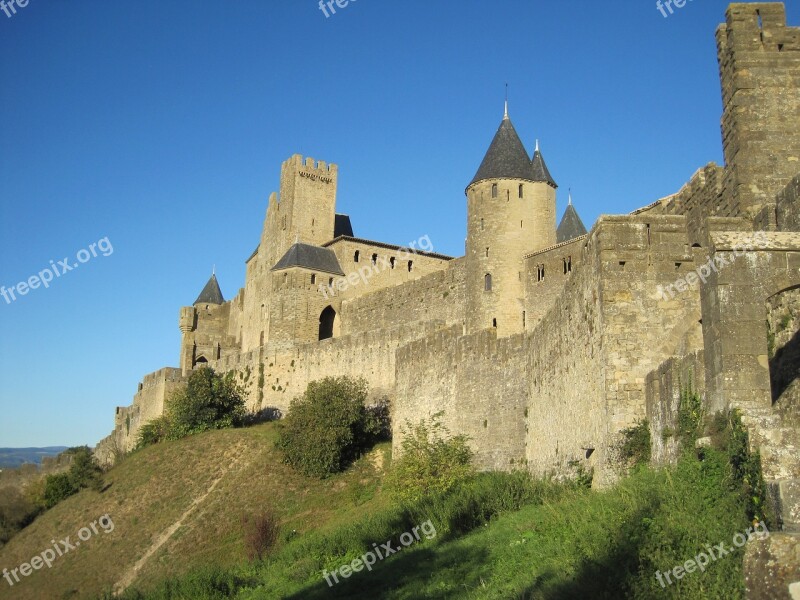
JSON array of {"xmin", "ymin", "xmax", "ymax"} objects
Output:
[{"xmin": 1, "ymin": 0, "xmax": 795, "ymax": 447}]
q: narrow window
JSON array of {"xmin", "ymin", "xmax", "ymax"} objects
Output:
[
  {"xmin": 390, "ymin": 257, "xmax": 396, "ymax": 269},
  {"xmin": 311, "ymin": 274, "xmax": 316, "ymax": 284},
  {"xmin": 563, "ymin": 258, "xmax": 568, "ymax": 275},
  {"xmin": 567, "ymin": 256, "xmax": 572, "ymax": 272},
  {"xmin": 485, "ymin": 273, "xmax": 492, "ymax": 291},
  {"xmin": 523, "ymin": 311, "xmax": 526, "ymax": 328},
  {"xmin": 408, "ymin": 260, "xmax": 413, "ymax": 272},
  {"xmin": 354, "ymin": 250, "xmax": 360, "ymax": 263},
  {"xmin": 372, "ymin": 253, "xmax": 378, "ymax": 266},
  {"xmin": 481, "ymin": 218, "xmax": 484, "ymax": 231},
  {"xmin": 492, "ymin": 183, "xmax": 498, "ymax": 198},
  {"xmin": 485, "ymin": 247, "xmax": 489, "ymax": 257},
  {"xmin": 519, "ymin": 184, "xmax": 524, "ymax": 198},
  {"xmin": 521, "ymin": 220, "xmax": 523, "ymax": 229},
  {"xmin": 492, "ymin": 318, "xmax": 497, "ymax": 328},
  {"xmin": 329, "ymin": 277, "xmax": 334, "ymax": 286}
]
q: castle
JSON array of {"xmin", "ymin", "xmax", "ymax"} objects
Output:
[{"xmin": 96, "ymin": 4, "xmax": 800, "ymax": 594}]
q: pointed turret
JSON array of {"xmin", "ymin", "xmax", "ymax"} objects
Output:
[
  {"xmin": 469, "ymin": 116, "xmax": 536, "ymax": 187},
  {"xmin": 530, "ymin": 140, "xmax": 557, "ymax": 188},
  {"xmin": 194, "ymin": 273, "xmax": 224, "ymax": 305},
  {"xmin": 556, "ymin": 193, "xmax": 588, "ymax": 243}
]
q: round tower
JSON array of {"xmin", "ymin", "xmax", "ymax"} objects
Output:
[{"xmin": 465, "ymin": 108, "xmax": 557, "ymax": 336}]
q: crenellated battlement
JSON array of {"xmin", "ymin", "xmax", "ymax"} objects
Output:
[{"xmin": 283, "ymin": 154, "xmax": 338, "ymax": 175}]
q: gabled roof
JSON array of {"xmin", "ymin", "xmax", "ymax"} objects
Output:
[
  {"xmin": 531, "ymin": 148, "xmax": 557, "ymax": 188},
  {"xmin": 194, "ymin": 273, "xmax": 225, "ymax": 305},
  {"xmin": 470, "ymin": 116, "xmax": 536, "ymax": 186},
  {"xmin": 557, "ymin": 203, "xmax": 588, "ymax": 243},
  {"xmin": 271, "ymin": 243, "xmax": 345, "ymax": 276}
]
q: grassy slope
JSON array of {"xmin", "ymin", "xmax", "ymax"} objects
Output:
[
  {"xmin": 0, "ymin": 423, "xmax": 391, "ymax": 600},
  {"xmin": 0, "ymin": 421, "xmax": 755, "ymax": 600}
]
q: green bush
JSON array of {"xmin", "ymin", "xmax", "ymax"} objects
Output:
[
  {"xmin": 136, "ymin": 368, "xmax": 246, "ymax": 449},
  {"xmin": 135, "ymin": 415, "xmax": 171, "ymax": 450},
  {"xmin": 167, "ymin": 368, "xmax": 246, "ymax": 439},
  {"xmin": 42, "ymin": 473, "xmax": 75, "ymax": 509},
  {"xmin": 39, "ymin": 447, "xmax": 104, "ymax": 509},
  {"xmin": 275, "ymin": 377, "xmax": 388, "ymax": 478},
  {"xmin": 610, "ymin": 419, "xmax": 652, "ymax": 473},
  {"xmin": 387, "ymin": 412, "xmax": 474, "ymax": 504}
]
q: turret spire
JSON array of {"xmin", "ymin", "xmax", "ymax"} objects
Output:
[{"xmin": 504, "ymin": 83, "xmax": 509, "ymax": 120}]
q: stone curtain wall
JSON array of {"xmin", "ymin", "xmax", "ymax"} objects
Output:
[
  {"xmin": 341, "ymin": 259, "xmax": 466, "ymax": 336},
  {"xmin": 523, "ymin": 236, "xmax": 587, "ymax": 331},
  {"xmin": 645, "ymin": 351, "xmax": 706, "ymax": 467},
  {"xmin": 395, "ymin": 326, "xmax": 528, "ymax": 470}
]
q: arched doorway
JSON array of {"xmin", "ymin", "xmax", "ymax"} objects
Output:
[{"xmin": 319, "ymin": 306, "xmax": 337, "ymax": 341}]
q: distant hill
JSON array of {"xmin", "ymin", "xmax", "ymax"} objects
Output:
[{"xmin": 0, "ymin": 447, "xmax": 69, "ymax": 468}]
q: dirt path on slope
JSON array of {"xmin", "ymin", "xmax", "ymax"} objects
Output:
[{"xmin": 113, "ymin": 442, "xmax": 247, "ymax": 594}]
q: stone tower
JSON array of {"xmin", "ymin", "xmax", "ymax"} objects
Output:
[
  {"xmin": 717, "ymin": 2, "xmax": 800, "ymax": 220},
  {"xmin": 465, "ymin": 108, "xmax": 557, "ymax": 336}
]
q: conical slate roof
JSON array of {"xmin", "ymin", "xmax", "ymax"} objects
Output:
[
  {"xmin": 531, "ymin": 148, "xmax": 557, "ymax": 188},
  {"xmin": 470, "ymin": 116, "xmax": 536, "ymax": 186},
  {"xmin": 271, "ymin": 243, "xmax": 345, "ymax": 276},
  {"xmin": 557, "ymin": 202, "xmax": 588, "ymax": 243},
  {"xmin": 194, "ymin": 273, "xmax": 224, "ymax": 305}
]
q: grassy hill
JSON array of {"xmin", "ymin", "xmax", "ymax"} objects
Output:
[
  {"xmin": 0, "ymin": 418, "xmax": 760, "ymax": 600},
  {"xmin": 0, "ymin": 423, "xmax": 391, "ymax": 600}
]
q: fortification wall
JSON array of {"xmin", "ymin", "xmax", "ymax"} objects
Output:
[
  {"xmin": 340, "ymin": 258, "xmax": 466, "ymax": 336},
  {"xmin": 323, "ymin": 238, "xmax": 452, "ymax": 303},
  {"xmin": 213, "ymin": 322, "xmax": 445, "ymax": 416},
  {"xmin": 523, "ymin": 236, "xmax": 587, "ymax": 331},
  {"xmin": 95, "ymin": 367, "xmax": 186, "ymax": 462},
  {"xmin": 645, "ymin": 351, "xmax": 706, "ymax": 467},
  {"xmin": 525, "ymin": 215, "xmax": 703, "ymax": 485},
  {"xmin": 776, "ymin": 173, "xmax": 800, "ymax": 232},
  {"xmin": 395, "ymin": 326, "xmax": 528, "ymax": 470},
  {"xmin": 636, "ymin": 164, "xmax": 728, "ymax": 246}
]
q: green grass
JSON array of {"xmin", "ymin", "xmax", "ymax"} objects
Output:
[
  {"xmin": 1, "ymin": 417, "xmax": 759, "ymax": 600},
  {"xmin": 116, "ymin": 443, "xmax": 754, "ymax": 600}
]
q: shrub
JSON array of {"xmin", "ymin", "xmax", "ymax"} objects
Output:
[
  {"xmin": 241, "ymin": 509, "xmax": 281, "ymax": 561},
  {"xmin": 42, "ymin": 473, "xmax": 75, "ymax": 509},
  {"xmin": 136, "ymin": 415, "xmax": 172, "ymax": 450},
  {"xmin": 166, "ymin": 368, "xmax": 246, "ymax": 439},
  {"xmin": 387, "ymin": 412, "xmax": 474, "ymax": 504},
  {"xmin": 67, "ymin": 446, "xmax": 104, "ymax": 492},
  {"xmin": 136, "ymin": 368, "xmax": 247, "ymax": 449},
  {"xmin": 609, "ymin": 419, "xmax": 651, "ymax": 473},
  {"xmin": 276, "ymin": 377, "xmax": 384, "ymax": 478}
]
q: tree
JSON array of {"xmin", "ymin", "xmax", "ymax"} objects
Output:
[{"xmin": 276, "ymin": 377, "xmax": 388, "ymax": 478}]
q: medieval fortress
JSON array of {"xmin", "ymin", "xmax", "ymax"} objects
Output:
[{"xmin": 97, "ymin": 3, "xmax": 800, "ymax": 592}]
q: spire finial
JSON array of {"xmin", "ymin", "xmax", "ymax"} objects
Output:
[
  {"xmin": 212, "ymin": 264, "xmax": 216, "ymax": 276},
  {"xmin": 535, "ymin": 139, "xmax": 540, "ymax": 152},
  {"xmin": 504, "ymin": 83, "xmax": 508, "ymax": 119},
  {"xmin": 568, "ymin": 188, "xmax": 572, "ymax": 205}
]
